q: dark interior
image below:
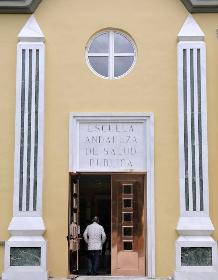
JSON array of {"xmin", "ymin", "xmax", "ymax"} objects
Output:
[{"xmin": 78, "ymin": 175, "xmax": 111, "ymax": 275}]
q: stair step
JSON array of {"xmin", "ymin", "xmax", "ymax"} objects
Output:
[
  {"xmin": 49, "ymin": 277, "xmax": 172, "ymax": 280},
  {"xmin": 76, "ymin": 277, "xmax": 147, "ymax": 280}
]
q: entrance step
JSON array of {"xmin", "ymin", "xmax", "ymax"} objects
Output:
[
  {"xmin": 76, "ymin": 277, "xmax": 172, "ymax": 280},
  {"xmin": 76, "ymin": 278, "xmax": 149, "ymax": 280},
  {"xmin": 49, "ymin": 277, "xmax": 173, "ymax": 280}
]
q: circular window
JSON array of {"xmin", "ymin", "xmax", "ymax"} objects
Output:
[{"xmin": 86, "ymin": 30, "xmax": 136, "ymax": 79}]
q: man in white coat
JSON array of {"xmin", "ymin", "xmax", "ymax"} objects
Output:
[{"xmin": 83, "ymin": 216, "xmax": 106, "ymax": 275}]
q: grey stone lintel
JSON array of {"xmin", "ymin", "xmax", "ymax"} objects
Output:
[
  {"xmin": 181, "ymin": 0, "xmax": 218, "ymax": 13},
  {"xmin": 0, "ymin": 0, "xmax": 41, "ymax": 14}
]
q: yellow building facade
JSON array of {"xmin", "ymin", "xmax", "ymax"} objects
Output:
[{"xmin": 0, "ymin": 0, "xmax": 218, "ymax": 279}]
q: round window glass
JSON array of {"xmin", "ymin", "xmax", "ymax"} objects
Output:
[{"xmin": 86, "ymin": 30, "xmax": 136, "ymax": 79}]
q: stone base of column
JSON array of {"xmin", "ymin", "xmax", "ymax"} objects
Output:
[
  {"xmin": 174, "ymin": 236, "xmax": 218, "ymax": 280},
  {"xmin": 2, "ymin": 271, "xmax": 48, "ymax": 280},
  {"xmin": 175, "ymin": 271, "xmax": 218, "ymax": 280},
  {"xmin": 2, "ymin": 236, "xmax": 48, "ymax": 280}
]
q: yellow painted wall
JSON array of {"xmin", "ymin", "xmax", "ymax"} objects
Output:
[
  {"xmin": 1, "ymin": 0, "xmax": 218, "ymax": 278},
  {"xmin": 0, "ymin": 15, "xmax": 29, "ymax": 273}
]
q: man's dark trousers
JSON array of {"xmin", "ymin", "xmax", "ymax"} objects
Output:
[{"xmin": 88, "ymin": 250, "xmax": 101, "ymax": 275}]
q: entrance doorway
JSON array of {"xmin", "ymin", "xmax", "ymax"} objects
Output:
[
  {"xmin": 79, "ymin": 175, "xmax": 111, "ymax": 275},
  {"xmin": 68, "ymin": 173, "xmax": 146, "ymax": 276}
]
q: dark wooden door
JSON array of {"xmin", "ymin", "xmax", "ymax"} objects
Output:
[{"xmin": 69, "ymin": 176, "xmax": 80, "ymax": 275}]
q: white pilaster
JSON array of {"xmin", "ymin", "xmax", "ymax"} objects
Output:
[
  {"xmin": 175, "ymin": 15, "xmax": 218, "ymax": 280},
  {"xmin": 2, "ymin": 15, "xmax": 47, "ymax": 280}
]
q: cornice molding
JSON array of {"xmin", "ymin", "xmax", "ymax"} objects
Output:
[
  {"xmin": 1, "ymin": 0, "xmax": 218, "ymax": 14},
  {"xmin": 0, "ymin": 0, "xmax": 42, "ymax": 14},
  {"xmin": 181, "ymin": 0, "xmax": 218, "ymax": 13}
]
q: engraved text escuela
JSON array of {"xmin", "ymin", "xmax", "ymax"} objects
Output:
[{"xmin": 80, "ymin": 123, "xmax": 142, "ymax": 169}]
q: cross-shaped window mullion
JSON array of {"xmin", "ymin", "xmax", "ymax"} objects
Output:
[
  {"xmin": 88, "ymin": 53, "xmax": 109, "ymax": 57},
  {"xmin": 109, "ymin": 31, "xmax": 114, "ymax": 79},
  {"xmin": 114, "ymin": 53, "xmax": 135, "ymax": 57},
  {"xmin": 87, "ymin": 30, "xmax": 136, "ymax": 79}
]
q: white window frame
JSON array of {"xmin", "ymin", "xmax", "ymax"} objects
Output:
[{"xmin": 86, "ymin": 30, "xmax": 137, "ymax": 79}]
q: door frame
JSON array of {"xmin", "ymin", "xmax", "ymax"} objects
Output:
[{"xmin": 69, "ymin": 112, "xmax": 155, "ymax": 278}]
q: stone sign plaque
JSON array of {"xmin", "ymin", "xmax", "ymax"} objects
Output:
[{"xmin": 70, "ymin": 114, "xmax": 150, "ymax": 172}]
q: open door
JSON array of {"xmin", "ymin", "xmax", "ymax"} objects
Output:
[
  {"xmin": 69, "ymin": 175, "xmax": 80, "ymax": 276},
  {"xmin": 111, "ymin": 174, "xmax": 146, "ymax": 276},
  {"xmin": 69, "ymin": 173, "xmax": 146, "ymax": 276},
  {"xmin": 69, "ymin": 174, "xmax": 111, "ymax": 276}
]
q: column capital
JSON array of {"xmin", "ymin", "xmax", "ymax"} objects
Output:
[{"xmin": 178, "ymin": 15, "xmax": 204, "ymax": 41}]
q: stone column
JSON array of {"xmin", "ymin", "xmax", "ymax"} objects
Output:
[
  {"xmin": 175, "ymin": 15, "xmax": 218, "ymax": 280},
  {"xmin": 2, "ymin": 16, "xmax": 47, "ymax": 280}
]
